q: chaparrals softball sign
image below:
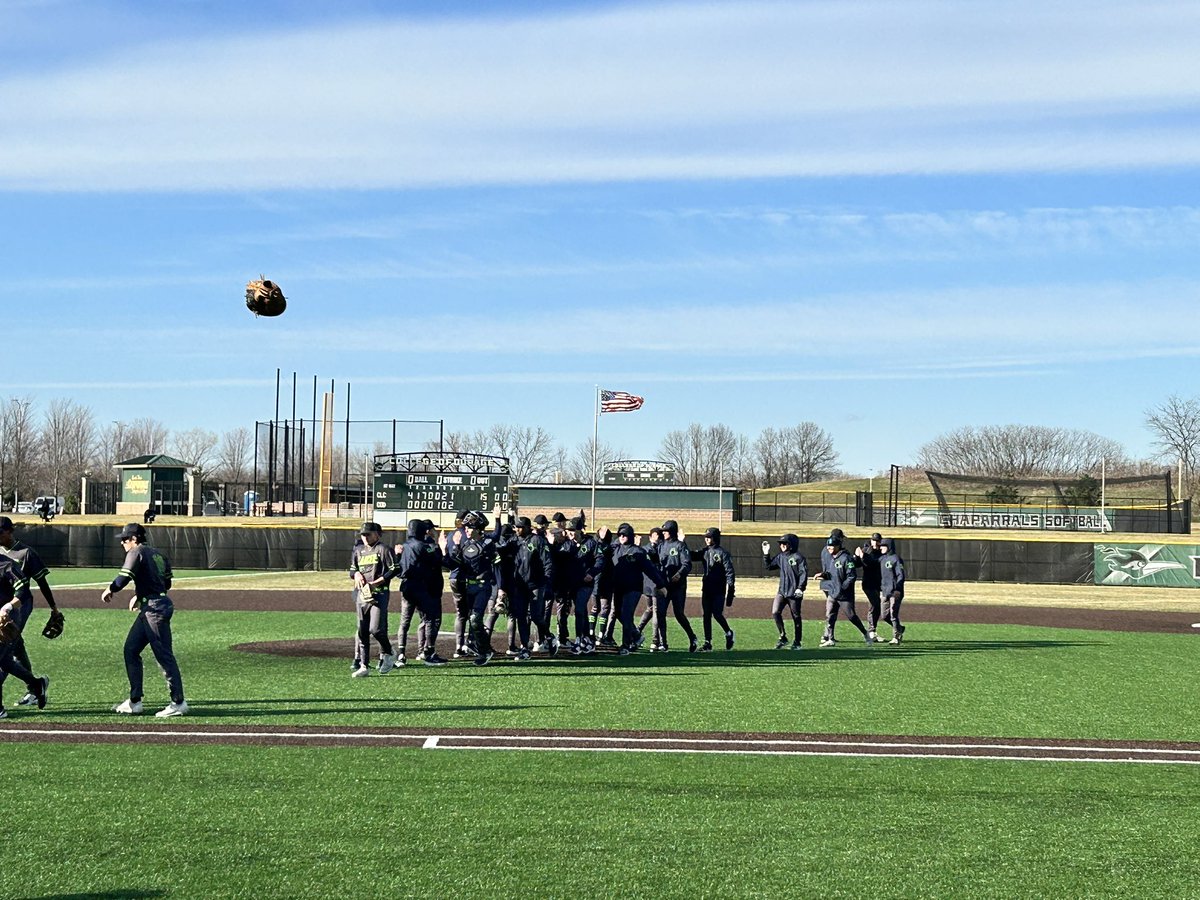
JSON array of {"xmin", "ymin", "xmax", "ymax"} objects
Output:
[{"xmin": 372, "ymin": 452, "xmax": 511, "ymax": 529}]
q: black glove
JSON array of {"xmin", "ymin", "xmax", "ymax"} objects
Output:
[{"xmin": 42, "ymin": 609, "xmax": 65, "ymax": 640}]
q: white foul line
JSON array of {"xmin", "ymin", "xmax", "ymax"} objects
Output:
[{"xmin": 0, "ymin": 727, "xmax": 1196, "ymax": 765}]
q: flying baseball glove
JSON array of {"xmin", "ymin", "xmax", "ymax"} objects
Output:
[
  {"xmin": 42, "ymin": 609, "xmax": 65, "ymax": 640},
  {"xmin": 245, "ymin": 277, "xmax": 287, "ymax": 317}
]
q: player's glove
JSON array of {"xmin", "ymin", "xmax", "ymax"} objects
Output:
[
  {"xmin": 761, "ymin": 541, "xmax": 771, "ymax": 555},
  {"xmin": 42, "ymin": 609, "xmax": 65, "ymax": 640},
  {"xmin": 0, "ymin": 616, "xmax": 19, "ymax": 647},
  {"xmin": 357, "ymin": 583, "xmax": 375, "ymax": 604},
  {"xmin": 494, "ymin": 591, "xmax": 509, "ymax": 616},
  {"xmin": 245, "ymin": 276, "xmax": 287, "ymax": 317}
]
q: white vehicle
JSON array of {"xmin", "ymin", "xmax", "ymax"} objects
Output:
[
  {"xmin": 34, "ymin": 495, "xmax": 65, "ymax": 517},
  {"xmin": 13, "ymin": 501, "xmax": 35, "ymax": 515}
]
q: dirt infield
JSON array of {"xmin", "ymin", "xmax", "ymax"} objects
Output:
[{"xmin": 51, "ymin": 588, "xmax": 1199, "ymax": 633}]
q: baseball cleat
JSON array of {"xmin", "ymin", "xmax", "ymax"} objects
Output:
[
  {"xmin": 698, "ymin": 641, "xmax": 713, "ymax": 652},
  {"xmin": 819, "ymin": 638, "xmax": 837, "ymax": 648},
  {"xmin": 351, "ymin": 665, "xmax": 370, "ymax": 678},
  {"xmin": 423, "ymin": 653, "xmax": 449, "ymax": 667},
  {"xmin": 35, "ymin": 676, "xmax": 49, "ymax": 709},
  {"xmin": 113, "ymin": 699, "xmax": 144, "ymax": 715},
  {"xmin": 17, "ymin": 691, "xmax": 36, "ymax": 707},
  {"xmin": 378, "ymin": 653, "xmax": 397, "ymax": 675},
  {"xmin": 725, "ymin": 630, "xmax": 735, "ymax": 651},
  {"xmin": 790, "ymin": 641, "xmax": 803, "ymax": 651},
  {"xmin": 774, "ymin": 637, "xmax": 789, "ymax": 650},
  {"xmin": 155, "ymin": 700, "xmax": 189, "ymax": 718},
  {"xmin": 688, "ymin": 637, "xmax": 698, "ymax": 653},
  {"xmin": 473, "ymin": 650, "xmax": 494, "ymax": 667},
  {"xmin": 0, "ymin": 707, "xmax": 7, "ymax": 720}
]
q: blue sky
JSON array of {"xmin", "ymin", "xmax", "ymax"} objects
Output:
[{"xmin": 2, "ymin": 0, "xmax": 1199, "ymax": 475}]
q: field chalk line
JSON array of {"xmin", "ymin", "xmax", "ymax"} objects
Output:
[{"xmin": 1, "ymin": 727, "xmax": 1196, "ymax": 765}]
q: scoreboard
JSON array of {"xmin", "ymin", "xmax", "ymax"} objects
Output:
[{"xmin": 371, "ymin": 452, "xmax": 511, "ymax": 529}]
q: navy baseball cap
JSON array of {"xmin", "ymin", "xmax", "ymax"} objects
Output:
[
  {"xmin": 360, "ymin": 522, "xmax": 382, "ymax": 534},
  {"xmin": 117, "ymin": 523, "xmax": 145, "ymax": 541},
  {"xmin": 0, "ymin": 516, "xmax": 12, "ymax": 531}
]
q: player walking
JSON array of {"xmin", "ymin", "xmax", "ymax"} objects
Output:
[
  {"xmin": 102, "ymin": 523, "xmax": 188, "ymax": 717},
  {"xmin": 764, "ymin": 533, "xmax": 807, "ymax": 649}
]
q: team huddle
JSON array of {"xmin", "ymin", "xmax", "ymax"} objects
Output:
[
  {"xmin": 0, "ymin": 514, "xmax": 908, "ymax": 719},
  {"xmin": 347, "ymin": 511, "xmax": 908, "ymax": 674}
]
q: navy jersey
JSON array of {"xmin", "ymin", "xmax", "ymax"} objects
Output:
[
  {"xmin": 1, "ymin": 540, "xmax": 48, "ymax": 602},
  {"xmin": 880, "ymin": 552, "xmax": 906, "ymax": 597},
  {"xmin": 766, "ymin": 551, "xmax": 808, "ymax": 596},
  {"xmin": 822, "ymin": 548, "xmax": 857, "ymax": 601},
  {"xmin": 110, "ymin": 544, "xmax": 173, "ymax": 598}
]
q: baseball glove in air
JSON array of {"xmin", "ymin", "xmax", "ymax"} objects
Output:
[
  {"xmin": 42, "ymin": 609, "xmax": 65, "ymax": 640},
  {"xmin": 245, "ymin": 277, "xmax": 287, "ymax": 317}
]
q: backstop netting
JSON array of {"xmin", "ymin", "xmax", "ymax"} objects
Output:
[{"xmin": 923, "ymin": 470, "xmax": 1184, "ymax": 532}]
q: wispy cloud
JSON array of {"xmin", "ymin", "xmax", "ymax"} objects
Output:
[{"xmin": 2, "ymin": 1, "xmax": 1199, "ymax": 190}]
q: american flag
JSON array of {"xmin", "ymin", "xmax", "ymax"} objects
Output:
[{"xmin": 600, "ymin": 389, "xmax": 644, "ymax": 413}]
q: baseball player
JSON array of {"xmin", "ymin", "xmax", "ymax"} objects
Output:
[
  {"xmin": 854, "ymin": 533, "xmax": 886, "ymax": 643},
  {"xmin": 0, "ymin": 558, "xmax": 50, "ymax": 719},
  {"xmin": 818, "ymin": 536, "xmax": 871, "ymax": 648},
  {"xmin": 878, "ymin": 537, "xmax": 907, "ymax": 644},
  {"xmin": 555, "ymin": 516, "xmax": 603, "ymax": 654},
  {"xmin": 444, "ymin": 510, "xmax": 499, "ymax": 666},
  {"xmin": 764, "ymin": 533, "xmax": 807, "ymax": 649},
  {"xmin": 395, "ymin": 518, "xmax": 447, "ymax": 666},
  {"xmin": 349, "ymin": 522, "xmax": 398, "ymax": 677},
  {"xmin": 654, "ymin": 521, "xmax": 699, "ymax": 653},
  {"xmin": 606, "ymin": 523, "xmax": 666, "ymax": 655},
  {"xmin": 0, "ymin": 516, "xmax": 63, "ymax": 706},
  {"xmin": 102, "ymin": 523, "xmax": 188, "ymax": 717},
  {"xmin": 696, "ymin": 527, "xmax": 736, "ymax": 651}
]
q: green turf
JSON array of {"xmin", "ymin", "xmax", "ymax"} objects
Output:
[
  {"xmin": 10, "ymin": 610, "xmax": 1197, "ymax": 742},
  {"xmin": 47, "ymin": 567, "xmax": 242, "ymax": 586},
  {"xmin": 5, "ymin": 744, "xmax": 1199, "ymax": 899}
]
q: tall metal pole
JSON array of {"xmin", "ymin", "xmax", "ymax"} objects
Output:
[{"xmin": 590, "ymin": 386, "xmax": 600, "ymax": 528}]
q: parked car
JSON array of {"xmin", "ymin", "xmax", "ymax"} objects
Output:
[
  {"xmin": 34, "ymin": 496, "xmax": 65, "ymax": 518},
  {"xmin": 13, "ymin": 501, "xmax": 35, "ymax": 515}
]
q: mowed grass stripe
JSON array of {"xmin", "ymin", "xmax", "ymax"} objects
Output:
[{"xmin": 5, "ymin": 744, "xmax": 1199, "ymax": 898}]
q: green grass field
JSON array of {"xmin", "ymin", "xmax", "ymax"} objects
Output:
[{"xmin": 5, "ymin": 609, "xmax": 1198, "ymax": 898}]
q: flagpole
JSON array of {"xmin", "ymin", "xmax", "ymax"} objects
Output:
[{"xmin": 590, "ymin": 385, "xmax": 600, "ymax": 527}]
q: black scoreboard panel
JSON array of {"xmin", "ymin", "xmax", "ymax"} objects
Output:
[{"xmin": 374, "ymin": 472, "xmax": 512, "ymax": 514}]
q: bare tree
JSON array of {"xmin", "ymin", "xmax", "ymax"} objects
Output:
[
  {"xmin": 659, "ymin": 423, "xmax": 742, "ymax": 485},
  {"xmin": 1145, "ymin": 395, "xmax": 1200, "ymax": 500},
  {"xmin": 425, "ymin": 425, "xmax": 558, "ymax": 483},
  {"xmin": 172, "ymin": 428, "xmax": 219, "ymax": 473},
  {"xmin": 0, "ymin": 397, "xmax": 38, "ymax": 507},
  {"xmin": 916, "ymin": 425, "xmax": 1126, "ymax": 478},
  {"xmin": 100, "ymin": 420, "xmax": 138, "ymax": 474},
  {"xmin": 558, "ymin": 438, "xmax": 629, "ymax": 484},
  {"xmin": 39, "ymin": 398, "xmax": 97, "ymax": 498},
  {"xmin": 213, "ymin": 427, "xmax": 253, "ymax": 483},
  {"xmin": 125, "ymin": 417, "xmax": 170, "ymax": 457}
]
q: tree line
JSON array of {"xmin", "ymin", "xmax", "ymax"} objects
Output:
[{"xmin": 4, "ymin": 392, "xmax": 1197, "ymax": 510}]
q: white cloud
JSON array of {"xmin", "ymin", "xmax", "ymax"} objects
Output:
[{"xmin": 2, "ymin": 1, "xmax": 1199, "ymax": 190}]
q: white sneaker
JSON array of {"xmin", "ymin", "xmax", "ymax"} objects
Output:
[
  {"xmin": 531, "ymin": 641, "xmax": 543, "ymax": 653},
  {"xmin": 113, "ymin": 699, "xmax": 144, "ymax": 715},
  {"xmin": 350, "ymin": 664, "xmax": 370, "ymax": 678},
  {"xmin": 396, "ymin": 654, "xmax": 407, "ymax": 667},
  {"xmin": 155, "ymin": 700, "xmax": 189, "ymax": 718},
  {"xmin": 378, "ymin": 653, "xmax": 396, "ymax": 675},
  {"xmin": 17, "ymin": 691, "xmax": 36, "ymax": 707},
  {"xmin": 889, "ymin": 636, "xmax": 900, "ymax": 645},
  {"xmin": 868, "ymin": 631, "xmax": 879, "ymax": 643},
  {"xmin": 819, "ymin": 638, "xmax": 836, "ymax": 648}
]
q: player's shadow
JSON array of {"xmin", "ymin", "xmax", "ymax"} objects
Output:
[
  {"xmin": 710, "ymin": 638, "xmax": 1103, "ymax": 665},
  {"xmin": 191, "ymin": 698, "xmax": 551, "ymax": 718}
]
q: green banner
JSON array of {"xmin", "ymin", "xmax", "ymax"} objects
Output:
[{"xmin": 1094, "ymin": 543, "xmax": 1200, "ymax": 587}]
